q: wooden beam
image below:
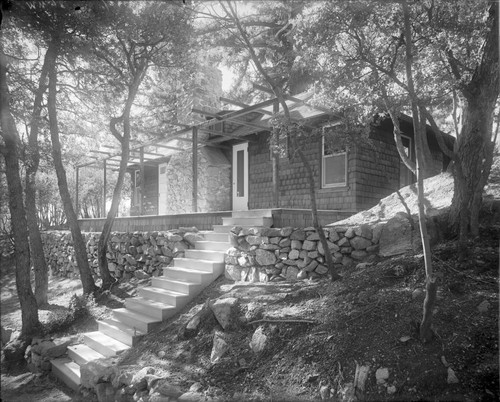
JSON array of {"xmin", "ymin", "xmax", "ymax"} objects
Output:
[
  {"xmin": 220, "ymin": 96, "xmax": 274, "ymax": 116},
  {"xmin": 153, "ymin": 144, "xmax": 185, "ymax": 151},
  {"xmin": 192, "ymin": 127, "xmax": 198, "ymax": 213}
]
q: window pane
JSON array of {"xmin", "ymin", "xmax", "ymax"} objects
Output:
[
  {"xmin": 237, "ymin": 150, "xmax": 244, "ymax": 196},
  {"xmin": 324, "ymin": 154, "xmax": 346, "ymax": 185}
]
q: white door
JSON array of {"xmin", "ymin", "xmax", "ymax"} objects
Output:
[
  {"xmin": 158, "ymin": 162, "xmax": 168, "ymax": 214},
  {"xmin": 232, "ymin": 142, "xmax": 248, "ymax": 211}
]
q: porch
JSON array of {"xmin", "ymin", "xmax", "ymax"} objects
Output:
[{"xmin": 77, "ymin": 208, "xmax": 356, "ymax": 232}]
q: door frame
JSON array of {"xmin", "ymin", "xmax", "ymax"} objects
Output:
[{"xmin": 232, "ymin": 142, "xmax": 249, "ymax": 211}]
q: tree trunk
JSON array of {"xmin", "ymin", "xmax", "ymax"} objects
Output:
[
  {"xmin": 47, "ymin": 40, "xmax": 96, "ymax": 296},
  {"xmin": 449, "ymin": 1, "xmax": 499, "ymax": 242},
  {"xmin": 97, "ymin": 65, "xmax": 146, "ymax": 290},
  {"xmin": 25, "ymin": 43, "xmax": 54, "ymax": 307},
  {"xmin": 0, "ymin": 48, "xmax": 41, "ymax": 337}
]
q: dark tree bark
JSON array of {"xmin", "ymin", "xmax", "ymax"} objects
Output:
[
  {"xmin": 97, "ymin": 62, "xmax": 147, "ymax": 290},
  {"xmin": 46, "ymin": 40, "xmax": 96, "ymax": 296},
  {"xmin": 449, "ymin": 1, "xmax": 499, "ymax": 242},
  {"xmin": 24, "ymin": 43, "xmax": 54, "ymax": 307},
  {"xmin": 0, "ymin": 49, "xmax": 41, "ymax": 337}
]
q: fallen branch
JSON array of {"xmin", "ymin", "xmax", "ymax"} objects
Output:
[{"xmin": 247, "ymin": 318, "xmax": 317, "ymax": 325}]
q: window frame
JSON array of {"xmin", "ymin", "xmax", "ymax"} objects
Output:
[{"xmin": 321, "ymin": 125, "xmax": 348, "ymax": 189}]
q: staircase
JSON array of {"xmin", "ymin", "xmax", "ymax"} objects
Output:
[{"xmin": 50, "ymin": 209, "xmax": 272, "ymax": 391}]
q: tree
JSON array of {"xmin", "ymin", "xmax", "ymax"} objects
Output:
[
  {"xmin": 0, "ymin": 46, "xmax": 41, "ymax": 337},
  {"xmin": 89, "ymin": 1, "xmax": 195, "ymax": 289},
  {"xmin": 219, "ymin": 1, "xmax": 341, "ymax": 281},
  {"xmin": 299, "ymin": 0, "xmax": 499, "ymax": 248}
]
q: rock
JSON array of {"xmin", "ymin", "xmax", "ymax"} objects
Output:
[
  {"xmin": 183, "ymin": 233, "xmax": 204, "ymax": 247},
  {"xmin": 315, "ymin": 265, "xmax": 328, "ymax": 275},
  {"xmin": 4, "ymin": 337, "xmax": 30, "ymax": 363},
  {"xmin": 178, "ymin": 391, "xmax": 205, "ymax": 401},
  {"xmin": 95, "ymin": 382, "xmax": 115, "ymax": 402},
  {"xmin": 81, "ymin": 357, "xmax": 120, "ymax": 389},
  {"xmin": 337, "ymin": 237, "xmax": 350, "ymax": 247},
  {"xmin": 189, "ymin": 382, "xmax": 203, "ymax": 393},
  {"xmin": 342, "ymin": 256, "xmax": 354, "ymax": 267},
  {"xmin": 354, "ymin": 364, "xmax": 370, "ymax": 396},
  {"xmin": 247, "ymin": 236, "xmax": 263, "ymax": 245},
  {"xmin": 371, "ymin": 223, "xmax": 384, "ymax": 244},
  {"xmin": 351, "ymin": 250, "xmax": 368, "ymax": 260},
  {"xmin": 350, "ymin": 236, "xmax": 372, "ymax": 250},
  {"xmin": 379, "ymin": 213, "xmax": 421, "ymax": 257},
  {"xmin": 151, "ymin": 380, "xmax": 183, "ymax": 398},
  {"xmin": 211, "ymin": 331, "xmax": 229, "ymax": 363},
  {"xmin": 328, "ymin": 229, "xmax": 340, "ymax": 243},
  {"xmin": 304, "ymin": 260, "xmax": 319, "ymax": 272},
  {"xmin": 338, "ymin": 382, "xmax": 355, "ymax": 402},
  {"xmin": 288, "ymin": 249, "xmax": 300, "ymax": 260},
  {"xmin": 387, "ymin": 385, "xmax": 397, "ymax": 394},
  {"xmin": 355, "ymin": 224, "xmax": 373, "ymax": 239},
  {"xmin": 255, "ymin": 249, "xmax": 277, "ymax": 265},
  {"xmin": 302, "ymin": 240, "xmax": 316, "ymax": 251},
  {"xmin": 249, "ymin": 326, "xmax": 268, "ymax": 353},
  {"xmin": 355, "ymin": 262, "xmax": 372, "ymax": 270},
  {"xmin": 297, "ymin": 269, "xmax": 308, "ymax": 280},
  {"xmin": 306, "ymin": 232, "xmax": 320, "ymax": 241},
  {"xmin": 149, "ymin": 392, "xmax": 172, "ymax": 402},
  {"xmin": 345, "ymin": 227, "xmax": 356, "ymax": 238},
  {"xmin": 319, "ymin": 384, "xmax": 331, "ymax": 400},
  {"xmin": 412, "ymin": 288, "xmax": 424, "ymax": 300},
  {"xmin": 447, "ymin": 367, "xmax": 459, "ymax": 384},
  {"xmin": 291, "ymin": 240, "xmax": 303, "ymax": 250},
  {"xmin": 225, "ymin": 265, "xmax": 241, "ymax": 281},
  {"xmin": 285, "ymin": 266, "xmax": 299, "ymax": 280},
  {"xmin": 477, "ymin": 300, "xmax": 491, "ymax": 313},
  {"xmin": 280, "ymin": 227, "xmax": 294, "ymax": 237},
  {"xmin": 134, "ymin": 270, "xmax": 150, "ymax": 280},
  {"xmin": 375, "ymin": 367, "xmax": 389, "ymax": 384},
  {"xmin": 290, "ymin": 229, "xmax": 306, "ymax": 241},
  {"xmin": 210, "ymin": 297, "xmax": 240, "ymax": 330},
  {"xmin": 366, "ymin": 244, "xmax": 379, "ymax": 253}
]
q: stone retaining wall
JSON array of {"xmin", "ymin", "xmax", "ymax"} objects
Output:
[
  {"xmin": 42, "ymin": 229, "xmax": 204, "ymax": 280},
  {"xmin": 224, "ymin": 223, "xmax": 383, "ymax": 282}
]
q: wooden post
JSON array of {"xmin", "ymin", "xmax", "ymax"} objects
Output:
[
  {"xmin": 140, "ymin": 147, "xmax": 144, "ymax": 216},
  {"xmin": 272, "ymin": 101, "xmax": 280, "ymax": 208},
  {"xmin": 103, "ymin": 159, "xmax": 107, "ymax": 218},
  {"xmin": 75, "ymin": 166, "xmax": 79, "ymax": 219},
  {"xmin": 192, "ymin": 126, "xmax": 198, "ymax": 212}
]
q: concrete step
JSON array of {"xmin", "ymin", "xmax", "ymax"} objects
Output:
[
  {"xmin": 202, "ymin": 232, "xmax": 230, "ymax": 242},
  {"xmin": 51, "ymin": 357, "xmax": 81, "ymax": 391},
  {"xmin": 195, "ymin": 241, "xmax": 230, "ymax": 252},
  {"xmin": 83, "ymin": 331, "xmax": 129, "ymax": 357},
  {"xmin": 222, "ymin": 217, "xmax": 273, "ymax": 227},
  {"xmin": 67, "ymin": 344, "xmax": 105, "ymax": 366},
  {"xmin": 151, "ymin": 277, "xmax": 200, "ymax": 294},
  {"xmin": 162, "ymin": 266, "xmax": 214, "ymax": 284},
  {"xmin": 112, "ymin": 308, "xmax": 161, "ymax": 333},
  {"xmin": 138, "ymin": 286, "xmax": 189, "ymax": 307},
  {"xmin": 125, "ymin": 297, "xmax": 176, "ymax": 321},
  {"xmin": 232, "ymin": 209, "xmax": 273, "ymax": 218},
  {"xmin": 97, "ymin": 318, "xmax": 145, "ymax": 347},
  {"xmin": 174, "ymin": 258, "xmax": 224, "ymax": 273},
  {"xmin": 185, "ymin": 249, "xmax": 225, "ymax": 261}
]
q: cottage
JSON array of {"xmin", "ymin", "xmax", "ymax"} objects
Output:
[{"xmin": 78, "ymin": 67, "xmax": 454, "ymax": 230}]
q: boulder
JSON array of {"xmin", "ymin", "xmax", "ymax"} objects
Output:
[
  {"xmin": 285, "ymin": 266, "xmax": 299, "ymax": 280},
  {"xmin": 210, "ymin": 331, "xmax": 229, "ymax": 363},
  {"xmin": 290, "ymin": 229, "xmax": 306, "ymax": 241},
  {"xmin": 379, "ymin": 213, "xmax": 421, "ymax": 257},
  {"xmin": 354, "ymin": 224, "xmax": 373, "ymax": 240},
  {"xmin": 80, "ymin": 357, "xmax": 120, "ymax": 390},
  {"xmin": 249, "ymin": 326, "xmax": 268, "ymax": 353},
  {"xmin": 225, "ymin": 265, "xmax": 241, "ymax": 281},
  {"xmin": 210, "ymin": 297, "xmax": 240, "ymax": 330},
  {"xmin": 350, "ymin": 236, "xmax": 372, "ymax": 250}
]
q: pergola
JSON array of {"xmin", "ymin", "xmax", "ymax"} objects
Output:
[{"xmin": 76, "ymin": 84, "xmax": 338, "ymax": 217}]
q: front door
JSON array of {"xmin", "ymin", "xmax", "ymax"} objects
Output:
[
  {"xmin": 158, "ymin": 162, "xmax": 168, "ymax": 214},
  {"xmin": 232, "ymin": 142, "xmax": 248, "ymax": 211}
]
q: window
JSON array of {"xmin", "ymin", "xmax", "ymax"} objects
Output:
[{"xmin": 322, "ymin": 127, "xmax": 347, "ymax": 188}]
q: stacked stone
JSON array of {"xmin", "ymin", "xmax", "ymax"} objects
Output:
[
  {"xmin": 42, "ymin": 229, "xmax": 203, "ymax": 281},
  {"xmin": 225, "ymin": 224, "xmax": 382, "ymax": 282}
]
